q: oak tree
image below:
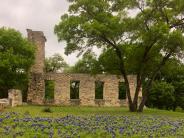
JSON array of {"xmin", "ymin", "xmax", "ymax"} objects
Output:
[{"xmin": 55, "ymin": 0, "xmax": 184, "ymax": 112}]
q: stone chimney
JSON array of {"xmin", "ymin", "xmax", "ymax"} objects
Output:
[
  {"xmin": 27, "ymin": 29, "xmax": 46, "ymax": 104},
  {"xmin": 27, "ymin": 29, "xmax": 46, "ymax": 74}
]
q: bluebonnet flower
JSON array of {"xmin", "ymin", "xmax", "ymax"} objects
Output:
[{"xmin": 119, "ymin": 127, "xmax": 124, "ymax": 134}]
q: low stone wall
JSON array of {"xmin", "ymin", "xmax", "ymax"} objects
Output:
[
  {"xmin": 0, "ymin": 99, "xmax": 9, "ymax": 111},
  {"xmin": 0, "ymin": 89, "xmax": 23, "ymax": 110},
  {"xmin": 8, "ymin": 89, "xmax": 22, "ymax": 107}
]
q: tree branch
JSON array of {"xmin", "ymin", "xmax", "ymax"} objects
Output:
[
  {"xmin": 170, "ymin": 18, "xmax": 184, "ymax": 28},
  {"xmin": 100, "ymin": 34, "xmax": 133, "ymax": 104},
  {"xmin": 132, "ymin": 39, "xmax": 158, "ymax": 105}
]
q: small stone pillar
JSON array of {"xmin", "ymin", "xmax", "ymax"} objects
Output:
[
  {"xmin": 0, "ymin": 103, "xmax": 4, "ymax": 111},
  {"xmin": 8, "ymin": 89, "xmax": 22, "ymax": 107}
]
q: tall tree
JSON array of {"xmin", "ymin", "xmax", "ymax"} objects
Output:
[
  {"xmin": 45, "ymin": 53, "xmax": 68, "ymax": 73},
  {"xmin": 0, "ymin": 27, "xmax": 35, "ymax": 98},
  {"xmin": 55, "ymin": 0, "xmax": 184, "ymax": 112}
]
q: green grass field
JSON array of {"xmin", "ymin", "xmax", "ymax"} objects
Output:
[
  {"xmin": 0, "ymin": 106, "xmax": 184, "ymax": 138},
  {"xmin": 3, "ymin": 105, "xmax": 184, "ymax": 118}
]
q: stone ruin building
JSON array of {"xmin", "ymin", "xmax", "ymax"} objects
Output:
[{"xmin": 27, "ymin": 29, "xmax": 142, "ymax": 107}]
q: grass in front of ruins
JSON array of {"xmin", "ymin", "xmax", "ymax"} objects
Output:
[
  {"xmin": 3, "ymin": 105, "xmax": 184, "ymax": 118},
  {"xmin": 1, "ymin": 106, "xmax": 184, "ymax": 138}
]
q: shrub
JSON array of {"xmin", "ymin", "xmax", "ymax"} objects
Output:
[
  {"xmin": 146, "ymin": 81, "xmax": 175, "ymax": 110},
  {"xmin": 42, "ymin": 107, "xmax": 53, "ymax": 113}
]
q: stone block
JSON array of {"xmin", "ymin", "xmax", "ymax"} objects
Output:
[{"xmin": 8, "ymin": 89, "xmax": 22, "ymax": 107}]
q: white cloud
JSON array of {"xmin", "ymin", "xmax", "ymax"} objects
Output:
[{"xmin": 0, "ymin": 0, "xmax": 79, "ymax": 65}]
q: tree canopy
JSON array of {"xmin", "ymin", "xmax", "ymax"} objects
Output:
[
  {"xmin": 55, "ymin": 0, "xmax": 184, "ymax": 112},
  {"xmin": 0, "ymin": 27, "xmax": 35, "ymax": 97},
  {"xmin": 66, "ymin": 52, "xmax": 101, "ymax": 74},
  {"xmin": 45, "ymin": 53, "xmax": 68, "ymax": 73}
]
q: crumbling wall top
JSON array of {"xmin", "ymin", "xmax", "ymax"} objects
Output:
[{"xmin": 27, "ymin": 29, "xmax": 47, "ymax": 42}]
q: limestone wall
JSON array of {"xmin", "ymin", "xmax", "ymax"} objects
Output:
[{"xmin": 44, "ymin": 73, "xmax": 140, "ymax": 107}]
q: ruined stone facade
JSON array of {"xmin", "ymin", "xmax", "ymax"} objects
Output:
[{"xmin": 27, "ymin": 29, "xmax": 142, "ymax": 106}]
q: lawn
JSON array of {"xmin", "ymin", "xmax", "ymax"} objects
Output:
[{"xmin": 0, "ymin": 105, "xmax": 184, "ymax": 138}]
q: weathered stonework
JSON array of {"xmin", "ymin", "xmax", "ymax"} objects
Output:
[
  {"xmin": 45, "ymin": 73, "xmax": 141, "ymax": 106},
  {"xmin": 27, "ymin": 29, "xmax": 46, "ymax": 74},
  {"xmin": 8, "ymin": 89, "xmax": 22, "ymax": 107},
  {"xmin": 0, "ymin": 103, "xmax": 5, "ymax": 111},
  {"xmin": 27, "ymin": 29, "xmax": 46, "ymax": 104},
  {"xmin": 0, "ymin": 99, "xmax": 9, "ymax": 108},
  {"xmin": 27, "ymin": 29, "xmax": 142, "ymax": 107}
]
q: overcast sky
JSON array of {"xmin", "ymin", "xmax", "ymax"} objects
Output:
[{"xmin": 0, "ymin": 0, "xmax": 81, "ymax": 65}]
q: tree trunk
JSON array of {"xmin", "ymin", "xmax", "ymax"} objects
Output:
[
  {"xmin": 138, "ymin": 78, "xmax": 153, "ymax": 112},
  {"xmin": 138, "ymin": 50, "xmax": 173, "ymax": 112},
  {"xmin": 129, "ymin": 102, "xmax": 138, "ymax": 112},
  {"xmin": 138, "ymin": 92, "xmax": 148, "ymax": 112},
  {"xmin": 112, "ymin": 46, "xmax": 134, "ymax": 112},
  {"xmin": 132, "ymin": 74, "xmax": 142, "ymax": 111},
  {"xmin": 100, "ymin": 36, "xmax": 140, "ymax": 112}
]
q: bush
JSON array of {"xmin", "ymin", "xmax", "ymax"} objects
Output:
[
  {"xmin": 172, "ymin": 81, "xmax": 184, "ymax": 110},
  {"xmin": 45, "ymin": 80, "xmax": 55, "ymax": 100},
  {"xmin": 42, "ymin": 107, "xmax": 53, "ymax": 113},
  {"xmin": 146, "ymin": 81, "xmax": 175, "ymax": 110}
]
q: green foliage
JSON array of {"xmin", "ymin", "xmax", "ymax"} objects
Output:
[
  {"xmin": 147, "ymin": 81, "xmax": 175, "ymax": 110},
  {"xmin": 155, "ymin": 60, "xmax": 184, "ymax": 110},
  {"xmin": 119, "ymin": 82, "xmax": 126, "ymax": 100},
  {"xmin": 98, "ymin": 48, "xmax": 121, "ymax": 74},
  {"xmin": 55, "ymin": 0, "xmax": 129, "ymax": 55},
  {"xmin": 95, "ymin": 81, "xmax": 104, "ymax": 99},
  {"xmin": 45, "ymin": 53, "xmax": 68, "ymax": 73},
  {"xmin": 0, "ymin": 27, "xmax": 35, "ymax": 98},
  {"xmin": 45, "ymin": 80, "xmax": 55, "ymax": 100},
  {"xmin": 70, "ymin": 81, "xmax": 80, "ymax": 99},
  {"xmin": 66, "ymin": 52, "xmax": 102, "ymax": 74},
  {"xmin": 42, "ymin": 107, "xmax": 53, "ymax": 113},
  {"xmin": 160, "ymin": 59, "xmax": 184, "ymax": 82},
  {"xmin": 173, "ymin": 81, "xmax": 184, "ymax": 110}
]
